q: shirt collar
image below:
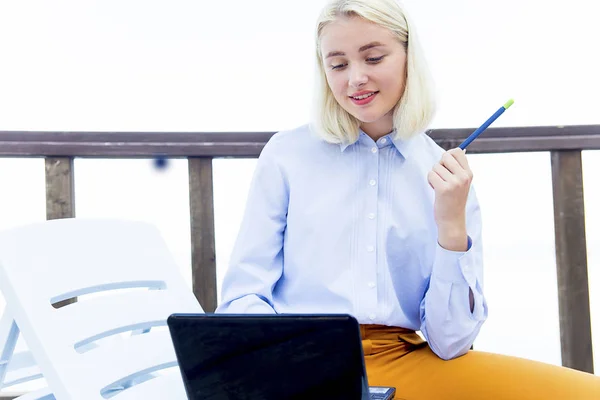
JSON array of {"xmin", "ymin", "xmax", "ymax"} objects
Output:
[{"xmin": 339, "ymin": 129, "xmax": 415, "ymax": 159}]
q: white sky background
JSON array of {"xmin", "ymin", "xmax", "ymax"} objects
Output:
[{"xmin": 0, "ymin": 0, "xmax": 599, "ymax": 380}]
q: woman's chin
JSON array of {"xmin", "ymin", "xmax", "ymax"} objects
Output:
[{"xmin": 352, "ymin": 112, "xmax": 384, "ymax": 125}]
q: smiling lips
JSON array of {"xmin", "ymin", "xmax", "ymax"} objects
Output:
[{"xmin": 349, "ymin": 90, "xmax": 379, "ymax": 105}]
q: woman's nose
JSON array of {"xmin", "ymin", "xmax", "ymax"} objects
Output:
[{"xmin": 348, "ymin": 66, "xmax": 368, "ymax": 88}]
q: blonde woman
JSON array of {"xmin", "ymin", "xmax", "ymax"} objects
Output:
[{"xmin": 217, "ymin": 0, "xmax": 600, "ymax": 397}]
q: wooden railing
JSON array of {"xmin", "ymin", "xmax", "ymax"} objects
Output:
[{"xmin": 0, "ymin": 125, "xmax": 599, "ymax": 387}]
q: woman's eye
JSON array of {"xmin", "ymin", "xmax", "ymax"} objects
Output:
[
  {"xmin": 330, "ymin": 56, "xmax": 384, "ymax": 70},
  {"xmin": 367, "ymin": 56, "xmax": 385, "ymax": 63}
]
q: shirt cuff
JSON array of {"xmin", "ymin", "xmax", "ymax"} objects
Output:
[
  {"xmin": 432, "ymin": 236, "xmax": 477, "ymax": 288},
  {"xmin": 217, "ymin": 294, "xmax": 277, "ymax": 314}
]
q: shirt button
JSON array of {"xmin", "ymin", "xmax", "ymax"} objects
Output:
[
  {"xmin": 371, "ymin": 147, "xmax": 378, "ymax": 154},
  {"xmin": 380, "ymin": 138, "xmax": 387, "ymax": 144},
  {"xmin": 367, "ymin": 245, "xmax": 374, "ymax": 253},
  {"xmin": 369, "ymin": 179, "xmax": 377, "ymax": 186},
  {"xmin": 368, "ymin": 282, "xmax": 376, "ymax": 288},
  {"xmin": 369, "ymin": 314, "xmax": 376, "ymax": 320},
  {"xmin": 368, "ymin": 213, "xmax": 375, "ymax": 220}
]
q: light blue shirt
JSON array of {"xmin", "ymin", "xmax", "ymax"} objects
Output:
[{"xmin": 216, "ymin": 124, "xmax": 488, "ymax": 360}]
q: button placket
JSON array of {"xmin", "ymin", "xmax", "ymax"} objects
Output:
[{"xmin": 364, "ymin": 142, "xmax": 379, "ymax": 321}]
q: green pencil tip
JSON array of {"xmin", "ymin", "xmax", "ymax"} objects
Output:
[{"xmin": 503, "ymin": 99, "xmax": 514, "ymax": 109}]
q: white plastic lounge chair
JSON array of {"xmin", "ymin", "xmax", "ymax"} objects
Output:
[{"xmin": 0, "ymin": 218, "xmax": 203, "ymax": 400}]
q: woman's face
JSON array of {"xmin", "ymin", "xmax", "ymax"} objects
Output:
[{"xmin": 320, "ymin": 16, "xmax": 407, "ymax": 138}]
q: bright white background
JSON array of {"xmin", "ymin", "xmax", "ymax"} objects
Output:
[{"xmin": 0, "ymin": 0, "xmax": 599, "ymax": 383}]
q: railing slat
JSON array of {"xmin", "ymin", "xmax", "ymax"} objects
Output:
[
  {"xmin": 551, "ymin": 150, "xmax": 594, "ymax": 373},
  {"xmin": 188, "ymin": 157, "xmax": 217, "ymax": 312},
  {"xmin": 45, "ymin": 157, "xmax": 76, "ymax": 308}
]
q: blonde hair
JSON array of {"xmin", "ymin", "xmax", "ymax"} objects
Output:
[{"xmin": 310, "ymin": 0, "xmax": 436, "ymax": 144}]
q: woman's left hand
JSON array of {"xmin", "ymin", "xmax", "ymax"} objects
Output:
[{"xmin": 427, "ymin": 148, "xmax": 473, "ymax": 251}]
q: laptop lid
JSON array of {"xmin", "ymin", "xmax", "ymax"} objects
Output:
[{"xmin": 167, "ymin": 313, "xmax": 370, "ymax": 400}]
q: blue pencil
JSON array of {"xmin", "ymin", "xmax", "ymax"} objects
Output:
[{"xmin": 459, "ymin": 99, "xmax": 514, "ymax": 150}]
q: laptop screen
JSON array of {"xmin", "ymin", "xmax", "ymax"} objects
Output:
[{"xmin": 167, "ymin": 314, "xmax": 369, "ymax": 400}]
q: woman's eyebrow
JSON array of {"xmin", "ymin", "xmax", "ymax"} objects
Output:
[{"xmin": 325, "ymin": 41, "xmax": 385, "ymax": 59}]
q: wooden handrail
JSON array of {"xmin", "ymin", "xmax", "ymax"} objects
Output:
[{"xmin": 0, "ymin": 125, "xmax": 599, "ymax": 157}]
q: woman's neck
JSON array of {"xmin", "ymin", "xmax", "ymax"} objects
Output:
[{"xmin": 360, "ymin": 119, "xmax": 394, "ymax": 141}]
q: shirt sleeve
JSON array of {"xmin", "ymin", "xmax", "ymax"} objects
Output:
[
  {"xmin": 215, "ymin": 138, "xmax": 288, "ymax": 314},
  {"xmin": 419, "ymin": 185, "xmax": 488, "ymax": 360}
]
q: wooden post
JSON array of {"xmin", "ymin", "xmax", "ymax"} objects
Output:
[
  {"xmin": 188, "ymin": 157, "xmax": 217, "ymax": 312},
  {"xmin": 45, "ymin": 157, "xmax": 76, "ymax": 308},
  {"xmin": 551, "ymin": 150, "xmax": 594, "ymax": 373},
  {"xmin": 45, "ymin": 157, "xmax": 75, "ymax": 220}
]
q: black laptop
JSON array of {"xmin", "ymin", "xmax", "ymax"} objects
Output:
[{"xmin": 167, "ymin": 314, "xmax": 396, "ymax": 400}]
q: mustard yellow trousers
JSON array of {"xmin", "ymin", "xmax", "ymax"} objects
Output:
[{"xmin": 361, "ymin": 325, "xmax": 600, "ymax": 400}]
